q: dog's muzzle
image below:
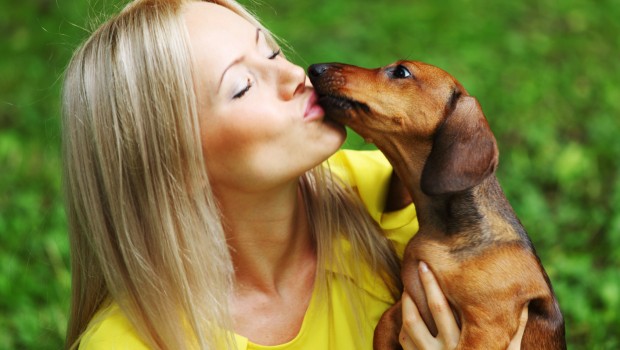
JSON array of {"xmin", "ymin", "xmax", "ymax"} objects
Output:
[{"xmin": 308, "ymin": 63, "xmax": 370, "ymax": 115}]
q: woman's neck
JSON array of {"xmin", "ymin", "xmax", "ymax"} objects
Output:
[{"xmin": 214, "ymin": 180, "xmax": 316, "ymax": 295}]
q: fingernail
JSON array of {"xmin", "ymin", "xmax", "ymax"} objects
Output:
[{"xmin": 419, "ymin": 261, "xmax": 429, "ymax": 273}]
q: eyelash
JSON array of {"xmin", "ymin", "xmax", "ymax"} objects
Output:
[
  {"xmin": 233, "ymin": 78, "xmax": 253, "ymax": 99},
  {"xmin": 269, "ymin": 49, "xmax": 281, "ymax": 59},
  {"xmin": 232, "ymin": 49, "xmax": 281, "ymax": 99}
]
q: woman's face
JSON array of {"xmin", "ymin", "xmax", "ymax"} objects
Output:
[{"xmin": 183, "ymin": 2, "xmax": 346, "ymax": 193}]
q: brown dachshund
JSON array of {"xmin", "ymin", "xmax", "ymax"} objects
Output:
[{"xmin": 308, "ymin": 61, "xmax": 566, "ymax": 350}]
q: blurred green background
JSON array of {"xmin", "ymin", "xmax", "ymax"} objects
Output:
[{"xmin": 1, "ymin": 0, "xmax": 618, "ymax": 348}]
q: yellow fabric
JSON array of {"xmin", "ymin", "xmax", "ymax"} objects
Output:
[
  {"xmin": 79, "ymin": 303, "xmax": 150, "ymax": 349},
  {"xmin": 327, "ymin": 150, "xmax": 418, "ymax": 258},
  {"xmin": 79, "ymin": 149, "xmax": 419, "ymax": 350}
]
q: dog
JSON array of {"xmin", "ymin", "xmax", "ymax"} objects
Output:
[{"xmin": 308, "ymin": 61, "xmax": 566, "ymax": 349}]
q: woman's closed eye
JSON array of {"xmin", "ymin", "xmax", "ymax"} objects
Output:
[
  {"xmin": 233, "ymin": 78, "xmax": 252, "ymax": 99},
  {"xmin": 232, "ymin": 49, "xmax": 281, "ymax": 100},
  {"xmin": 269, "ymin": 49, "xmax": 281, "ymax": 60}
]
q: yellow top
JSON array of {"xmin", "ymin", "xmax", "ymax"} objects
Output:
[{"xmin": 79, "ymin": 149, "xmax": 419, "ymax": 349}]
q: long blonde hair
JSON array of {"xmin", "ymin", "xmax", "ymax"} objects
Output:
[{"xmin": 62, "ymin": 0, "xmax": 400, "ymax": 349}]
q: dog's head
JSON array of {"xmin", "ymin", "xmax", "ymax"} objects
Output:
[{"xmin": 308, "ymin": 61, "xmax": 498, "ymax": 195}]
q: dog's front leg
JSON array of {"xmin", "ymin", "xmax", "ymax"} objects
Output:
[{"xmin": 374, "ymin": 301, "xmax": 403, "ymax": 350}]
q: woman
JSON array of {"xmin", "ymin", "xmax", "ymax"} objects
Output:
[{"xmin": 62, "ymin": 0, "xmax": 527, "ymax": 349}]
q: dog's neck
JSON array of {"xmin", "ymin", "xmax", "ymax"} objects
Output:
[
  {"xmin": 376, "ymin": 138, "xmax": 438, "ymax": 220},
  {"xmin": 378, "ymin": 139, "xmax": 527, "ymax": 247}
]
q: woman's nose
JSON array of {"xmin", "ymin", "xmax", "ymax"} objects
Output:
[{"xmin": 278, "ymin": 60, "xmax": 306, "ymax": 100}]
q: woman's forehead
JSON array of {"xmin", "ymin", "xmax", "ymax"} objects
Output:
[
  {"xmin": 182, "ymin": 1, "xmax": 254, "ymax": 37},
  {"xmin": 182, "ymin": 2, "xmax": 257, "ymax": 85}
]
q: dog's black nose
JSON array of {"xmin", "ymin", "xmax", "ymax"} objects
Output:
[{"xmin": 308, "ymin": 63, "xmax": 329, "ymax": 77}]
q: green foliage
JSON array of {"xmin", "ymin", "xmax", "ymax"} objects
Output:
[
  {"xmin": 1, "ymin": 0, "xmax": 119, "ymax": 348},
  {"xmin": 1, "ymin": 0, "xmax": 617, "ymax": 348}
]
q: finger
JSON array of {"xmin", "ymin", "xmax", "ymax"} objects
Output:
[
  {"xmin": 508, "ymin": 304, "xmax": 529, "ymax": 350},
  {"xmin": 401, "ymin": 292, "xmax": 432, "ymax": 349},
  {"xmin": 398, "ymin": 328, "xmax": 417, "ymax": 350},
  {"xmin": 418, "ymin": 261, "xmax": 460, "ymax": 342}
]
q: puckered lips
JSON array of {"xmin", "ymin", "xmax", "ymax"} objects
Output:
[{"xmin": 303, "ymin": 91, "xmax": 325, "ymax": 121}]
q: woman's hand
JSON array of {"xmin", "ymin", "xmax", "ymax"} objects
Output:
[
  {"xmin": 398, "ymin": 261, "xmax": 529, "ymax": 350},
  {"xmin": 507, "ymin": 304, "xmax": 529, "ymax": 349},
  {"xmin": 398, "ymin": 262, "xmax": 459, "ymax": 349}
]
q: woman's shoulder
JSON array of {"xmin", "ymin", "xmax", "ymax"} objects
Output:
[
  {"xmin": 78, "ymin": 302, "xmax": 149, "ymax": 350},
  {"xmin": 327, "ymin": 149, "xmax": 390, "ymax": 180},
  {"xmin": 326, "ymin": 149, "xmax": 419, "ymax": 258},
  {"xmin": 326, "ymin": 149, "xmax": 394, "ymax": 213}
]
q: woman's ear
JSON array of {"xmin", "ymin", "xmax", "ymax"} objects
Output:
[{"xmin": 421, "ymin": 96, "xmax": 499, "ymax": 196}]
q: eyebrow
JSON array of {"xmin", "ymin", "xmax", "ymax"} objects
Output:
[{"xmin": 217, "ymin": 28, "xmax": 261, "ymax": 92}]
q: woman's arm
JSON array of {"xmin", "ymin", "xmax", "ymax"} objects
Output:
[{"xmin": 399, "ymin": 261, "xmax": 529, "ymax": 350}]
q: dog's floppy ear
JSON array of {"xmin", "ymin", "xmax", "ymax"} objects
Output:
[{"xmin": 421, "ymin": 95, "xmax": 498, "ymax": 196}]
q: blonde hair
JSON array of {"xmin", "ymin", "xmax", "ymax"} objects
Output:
[{"xmin": 62, "ymin": 0, "xmax": 400, "ymax": 349}]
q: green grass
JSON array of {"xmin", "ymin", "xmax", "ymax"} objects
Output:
[{"xmin": 1, "ymin": 0, "xmax": 618, "ymax": 348}]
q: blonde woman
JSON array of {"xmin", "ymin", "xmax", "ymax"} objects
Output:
[{"xmin": 62, "ymin": 0, "xmax": 527, "ymax": 349}]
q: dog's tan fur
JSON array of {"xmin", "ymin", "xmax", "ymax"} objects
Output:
[{"xmin": 309, "ymin": 61, "xmax": 565, "ymax": 350}]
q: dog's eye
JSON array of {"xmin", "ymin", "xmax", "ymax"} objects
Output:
[{"xmin": 391, "ymin": 65, "xmax": 412, "ymax": 79}]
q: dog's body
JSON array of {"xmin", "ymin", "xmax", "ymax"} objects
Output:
[{"xmin": 308, "ymin": 61, "xmax": 565, "ymax": 349}]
